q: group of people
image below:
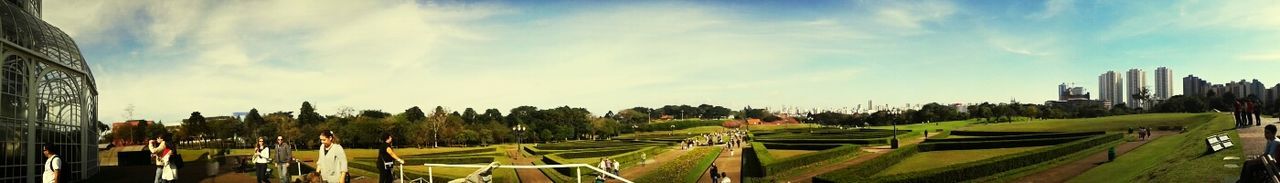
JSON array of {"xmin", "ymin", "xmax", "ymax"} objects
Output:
[
  {"xmin": 594, "ymin": 158, "xmax": 622, "ymax": 182},
  {"xmin": 708, "ymin": 163, "xmax": 731, "ymax": 183},
  {"xmin": 128, "ymin": 130, "xmax": 412, "ymax": 183},
  {"xmin": 1130, "ymin": 127, "xmax": 1152, "ymax": 140},
  {"xmin": 1236, "ymin": 99, "xmax": 1264, "ymax": 128}
]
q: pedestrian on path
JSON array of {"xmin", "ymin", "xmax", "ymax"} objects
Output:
[
  {"xmin": 254, "ymin": 137, "xmax": 272, "ymax": 183},
  {"xmin": 709, "ymin": 163, "xmax": 719, "ymax": 181}
]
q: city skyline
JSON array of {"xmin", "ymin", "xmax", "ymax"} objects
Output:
[{"xmin": 38, "ymin": 0, "xmax": 1280, "ymax": 124}]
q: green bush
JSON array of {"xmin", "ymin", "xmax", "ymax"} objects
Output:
[
  {"xmin": 557, "ymin": 147, "xmax": 646, "ymax": 159},
  {"xmin": 917, "ymin": 136, "xmax": 1091, "ymax": 152},
  {"xmin": 402, "ymin": 147, "xmax": 496, "ymax": 158},
  {"xmin": 761, "ymin": 143, "xmax": 846, "ymax": 151},
  {"xmin": 923, "ymin": 131, "xmax": 1103, "ymax": 143},
  {"xmin": 754, "ymin": 138, "xmax": 889, "ymax": 145},
  {"xmin": 751, "ymin": 142, "xmax": 776, "ymax": 165},
  {"xmin": 877, "ymin": 133, "xmax": 1122, "ymax": 183},
  {"xmin": 812, "ymin": 145, "xmax": 920, "ymax": 183},
  {"xmin": 761, "ymin": 144, "xmax": 860, "ymax": 176},
  {"xmin": 949, "ymin": 131, "xmax": 1049, "ymax": 136}
]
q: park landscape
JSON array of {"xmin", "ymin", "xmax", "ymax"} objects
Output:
[{"xmin": 94, "ymin": 107, "xmax": 1258, "ymax": 183}]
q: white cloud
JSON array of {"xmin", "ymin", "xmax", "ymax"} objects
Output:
[
  {"xmin": 1239, "ymin": 52, "xmax": 1280, "ymax": 61},
  {"xmin": 1103, "ymin": 0, "xmax": 1280, "ymax": 40},
  {"xmin": 1027, "ymin": 0, "xmax": 1074, "ymax": 20}
]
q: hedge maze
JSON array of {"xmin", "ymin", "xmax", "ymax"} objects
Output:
[
  {"xmin": 528, "ymin": 140, "xmax": 669, "ymax": 182},
  {"xmin": 349, "ymin": 147, "xmax": 510, "ymax": 183},
  {"xmin": 813, "ymin": 131, "xmax": 1122, "ymax": 183},
  {"xmin": 742, "ymin": 128, "xmax": 904, "ymax": 180}
]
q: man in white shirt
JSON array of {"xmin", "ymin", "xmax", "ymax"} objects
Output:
[
  {"xmin": 43, "ymin": 143, "xmax": 60, "ymax": 183},
  {"xmin": 318, "ymin": 131, "xmax": 348, "ymax": 183}
]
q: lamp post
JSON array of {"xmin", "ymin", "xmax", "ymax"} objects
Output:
[
  {"xmin": 513, "ymin": 124, "xmax": 526, "ymax": 157},
  {"xmin": 632, "ymin": 125, "xmax": 639, "ymax": 141},
  {"xmin": 670, "ymin": 125, "xmax": 675, "ymax": 135},
  {"xmin": 891, "ymin": 109, "xmax": 900, "ymax": 149}
]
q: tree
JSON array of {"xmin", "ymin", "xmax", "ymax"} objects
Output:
[
  {"xmin": 428, "ymin": 106, "xmax": 449, "ymax": 147},
  {"xmin": 404, "ymin": 106, "xmax": 426, "ymax": 122},
  {"xmin": 245, "ymin": 108, "xmax": 266, "ymax": 140},
  {"xmin": 482, "ymin": 109, "xmax": 503, "ymax": 123},
  {"xmin": 182, "ymin": 112, "xmax": 207, "ymax": 141},
  {"xmin": 462, "ymin": 108, "xmax": 479, "ymax": 123},
  {"xmin": 1131, "ymin": 87, "xmax": 1152, "ymax": 110},
  {"xmin": 359, "ymin": 110, "xmax": 391, "ymax": 119},
  {"xmin": 299, "ymin": 101, "xmax": 326, "ymax": 125}
]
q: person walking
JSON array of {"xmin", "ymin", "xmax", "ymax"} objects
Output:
[
  {"xmin": 42, "ymin": 143, "xmax": 60, "ymax": 183},
  {"xmin": 709, "ymin": 163, "xmax": 719, "ymax": 181},
  {"xmin": 254, "ymin": 137, "xmax": 272, "ymax": 183},
  {"xmin": 378, "ymin": 133, "xmax": 406, "ymax": 183},
  {"xmin": 318, "ymin": 131, "xmax": 349, "ymax": 183},
  {"xmin": 156, "ymin": 134, "xmax": 178, "ymax": 183},
  {"xmin": 147, "ymin": 135, "xmax": 171, "ymax": 183},
  {"xmin": 640, "ymin": 152, "xmax": 647, "ymax": 166},
  {"xmin": 1236, "ymin": 100, "xmax": 1244, "ymax": 128},
  {"xmin": 611, "ymin": 158, "xmax": 621, "ymax": 176},
  {"xmin": 1254, "ymin": 101, "xmax": 1264, "ymax": 126},
  {"xmin": 275, "ymin": 136, "xmax": 293, "ymax": 183},
  {"xmin": 719, "ymin": 172, "xmax": 731, "ymax": 183}
]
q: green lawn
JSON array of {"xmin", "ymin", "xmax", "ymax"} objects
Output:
[
  {"xmin": 868, "ymin": 119, "xmax": 975, "ymax": 132},
  {"xmin": 876, "ymin": 146, "xmax": 1048, "ymax": 176},
  {"xmin": 748, "ymin": 123, "xmax": 821, "ymax": 131},
  {"xmin": 618, "ymin": 126, "xmax": 729, "ymax": 138},
  {"xmin": 634, "ymin": 146, "xmax": 723, "ymax": 183},
  {"xmin": 960, "ymin": 113, "xmax": 1211, "ymax": 132},
  {"xmin": 768, "ymin": 149, "xmax": 817, "ymax": 160},
  {"xmin": 1068, "ymin": 113, "xmax": 1242, "ymax": 183}
]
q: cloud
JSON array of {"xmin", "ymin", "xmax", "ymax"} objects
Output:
[
  {"xmin": 1102, "ymin": 0, "xmax": 1280, "ymax": 40},
  {"xmin": 1027, "ymin": 0, "xmax": 1074, "ymax": 20},
  {"xmin": 867, "ymin": 1, "xmax": 957, "ymax": 34},
  {"xmin": 1239, "ymin": 52, "xmax": 1280, "ymax": 61}
]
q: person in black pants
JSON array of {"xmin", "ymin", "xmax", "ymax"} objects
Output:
[
  {"xmin": 709, "ymin": 163, "xmax": 719, "ymax": 181},
  {"xmin": 379, "ymin": 133, "xmax": 405, "ymax": 183},
  {"xmin": 254, "ymin": 137, "xmax": 271, "ymax": 183}
]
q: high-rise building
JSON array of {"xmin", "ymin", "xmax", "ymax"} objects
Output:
[
  {"xmin": 1183, "ymin": 75, "xmax": 1210, "ymax": 97},
  {"xmin": 1251, "ymin": 79, "xmax": 1266, "ymax": 100},
  {"xmin": 0, "ymin": 0, "xmax": 101, "ymax": 182},
  {"xmin": 1098, "ymin": 71, "xmax": 1124, "ymax": 106},
  {"xmin": 1154, "ymin": 67, "xmax": 1173, "ymax": 100},
  {"xmin": 1127, "ymin": 69, "xmax": 1147, "ymax": 108},
  {"xmin": 1058, "ymin": 83, "xmax": 1089, "ymax": 100}
]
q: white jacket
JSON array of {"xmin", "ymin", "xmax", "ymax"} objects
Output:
[{"xmin": 159, "ymin": 151, "xmax": 178, "ymax": 180}]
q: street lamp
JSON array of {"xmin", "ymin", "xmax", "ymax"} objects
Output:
[
  {"xmin": 891, "ymin": 109, "xmax": 900, "ymax": 149},
  {"xmin": 513, "ymin": 124, "xmax": 527, "ymax": 157}
]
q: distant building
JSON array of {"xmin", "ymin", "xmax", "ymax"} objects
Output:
[
  {"xmin": 1098, "ymin": 71, "xmax": 1124, "ymax": 106},
  {"xmin": 1251, "ymin": 79, "xmax": 1266, "ymax": 100},
  {"xmin": 1126, "ymin": 69, "xmax": 1147, "ymax": 108},
  {"xmin": 1058, "ymin": 83, "xmax": 1090, "ymax": 100},
  {"xmin": 1183, "ymin": 75, "xmax": 1210, "ymax": 97},
  {"xmin": 1154, "ymin": 67, "xmax": 1173, "ymax": 100}
]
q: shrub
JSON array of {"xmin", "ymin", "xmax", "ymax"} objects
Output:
[
  {"xmin": 923, "ymin": 131, "xmax": 1103, "ymax": 143},
  {"xmin": 640, "ymin": 119, "xmax": 725, "ymax": 131},
  {"xmin": 753, "ymin": 138, "xmax": 889, "ymax": 145},
  {"xmin": 403, "ymin": 147, "xmax": 497, "ymax": 158},
  {"xmin": 813, "ymin": 145, "xmax": 921, "ymax": 182},
  {"xmin": 949, "ymin": 131, "xmax": 1049, "ymax": 136},
  {"xmin": 917, "ymin": 136, "xmax": 1091, "ymax": 152},
  {"xmin": 876, "ymin": 133, "xmax": 1121, "ymax": 183},
  {"xmin": 557, "ymin": 147, "xmax": 645, "ymax": 159},
  {"xmin": 751, "ymin": 142, "xmax": 776, "ymax": 165},
  {"xmin": 761, "ymin": 143, "xmax": 845, "ymax": 151},
  {"xmin": 761, "ymin": 144, "xmax": 860, "ymax": 176}
]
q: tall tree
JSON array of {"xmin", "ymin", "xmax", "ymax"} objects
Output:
[
  {"xmin": 428, "ymin": 106, "xmax": 449, "ymax": 147},
  {"xmin": 299, "ymin": 101, "xmax": 325, "ymax": 125},
  {"xmin": 404, "ymin": 106, "xmax": 426, "ymax": 122},
  {"xmin": 462, "ymin": 108, "xmax": 479, "ymax": 123},
  {"xmin": 182, "ymin": 112, "xmax": 207, "ymax": 141},
  {"xmin": 245, "ymin": 108, "xmax": 266, "ymax": 139}
]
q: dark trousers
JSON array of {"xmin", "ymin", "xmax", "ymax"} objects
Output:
[
  {"xmin": 380, "ymin": 169, "xmax": 393, "ymax": 183},
  {"xmin": 256, "ymin": 163, "xmax": 270, "ymax": 183},
  {"xmin": 1241, "ymin": 159, "xmax": 1269, "ymax": 182}
]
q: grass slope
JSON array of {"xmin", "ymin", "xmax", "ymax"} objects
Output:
[
  {"xmin": 960, "ymin": 113, "xmax": 1206, "ymax": 132},
  {"xmin": 1068, "ymin": 113, "xmax": 1242, "ymax": 183}
]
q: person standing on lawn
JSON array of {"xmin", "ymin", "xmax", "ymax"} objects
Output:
[
  {"xmin": 254, "ymin": 137, "xmax": 272, "ymax": 183},
  {"xmin": 276, "ymin": 136, "xmax": 293, "ymax": 183},
  {"xmin": 318, "ymin": 131, "xmax": 349, "ymax": 183}
]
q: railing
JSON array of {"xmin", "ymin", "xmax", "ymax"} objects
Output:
[{"xmin": 420, "ymin": 162, "xmax": 633, "ymax": 183}]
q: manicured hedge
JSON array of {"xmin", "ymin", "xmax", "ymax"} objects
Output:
[
  {"xmin": 813, "ymin": 145, "xmax": 922, "ymax": 182},
  {"xmin": 756, "ymin": 132, "xmax": 899, "ymax": 140},
  {"xmin": 400, "ymin": 156, "xmax": 495, "ymax": 165},
  {"xmin": 761, "ymin": 144, "xmax": 860, "ymax": 176},
  {"xmin": 761, "ymin": 143, "xmax": 846, "ymax": 151},
  {"xmin": 751, "ymin": 142, "xmax": 777, "ymax": 165},
  {"xmin": 923, "ymin": 131, "xmax": 1104, "ymax": 143},
  {"xmin": 814, "ymin": 133, "xmax": 1123, "ymax": 183},
  {"xmin": 402, "ymin": 147, "xmax": 496, "ymax": 158},
  {"xmin": 949, "ymin": 131, "xmax": 1050, "ymax": 136},
  {"xmin": 633, "ymin": 147, "xmax": 723, "ymax": 183},
  {"xmin": 916, "ymin": 136, "xmax": 1090, "ymax": 152},
  {"xmin": 877, "ymin": 133, "xmax": 1121, "ymax": 183},
  {"xmin": 557, "ymin": 147, "xmax": 645, "ymax": 159},
  {"xmin": 754, "ymin": 138, "xmax": 889, "ymax": 145}
]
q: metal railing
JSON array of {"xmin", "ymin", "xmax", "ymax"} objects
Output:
[{"xmin": 420, "ymin": 162, "xmax": 633, "ymax": 183}]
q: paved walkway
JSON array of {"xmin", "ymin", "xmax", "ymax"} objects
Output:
[
  {"xmin": 1238, "ymin": 117, "xmax": 1278, "ymax": 157},
  {"xmin": 699, "ymin": 145, "xmax": 743, "ymax": 183},
  {"xmin": 508, "ymin": 149, "xmax": 554, "ymax": 183},
  {"xmin": 1012, "ymin": 130, "xmax": 1175, "ymax": 183}
]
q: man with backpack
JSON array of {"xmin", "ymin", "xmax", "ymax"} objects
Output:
[{"xmin": 43, "ymin": 143, "xmax": 60, "ymax": 183}]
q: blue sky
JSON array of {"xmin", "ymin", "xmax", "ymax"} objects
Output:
[{"xmin": 40, "ymin": 0, "xmax": 1280, "ymax": 124}]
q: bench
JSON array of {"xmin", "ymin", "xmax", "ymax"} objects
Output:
[{"xmin": 1206, "ymin": 133, "xmax": 1234, "ymax": 153}]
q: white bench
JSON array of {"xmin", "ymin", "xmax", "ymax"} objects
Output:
[{"xmin": 1206, "ymin": 133, "xmax": 1234, "ymax": 152}]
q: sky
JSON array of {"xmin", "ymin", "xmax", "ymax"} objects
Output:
[{"xmin": 37, "ymin": 0, "xmax": 1280, "ymax": 125}]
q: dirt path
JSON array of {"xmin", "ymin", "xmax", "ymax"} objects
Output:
[
  {"xmin": 1011, "ymin": 130, "xmax": 1176, "ymax": 183},
  {"xmin": 508, "ymin": 149, "xmax": 554, "ymax": 183},
  {"xmin": 782, "ymin": 135, "xmax": 930, "ymax": 183},
  {"xmin": 698, "ymin": 145, "xmax": 743, "ymax": 183}
]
